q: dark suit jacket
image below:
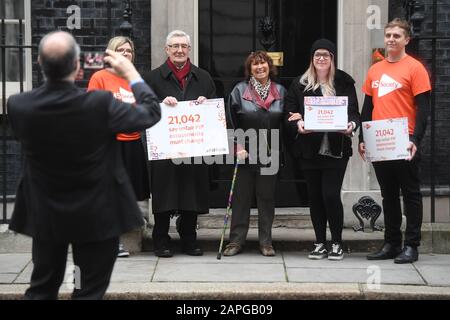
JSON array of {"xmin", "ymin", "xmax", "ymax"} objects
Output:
[{"xmin": 7, "ymin": 80, "xmax": 161, "ymax": 243}]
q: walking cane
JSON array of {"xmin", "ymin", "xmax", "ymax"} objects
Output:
[{"xmin": 217, "ymin": 159, "xmax": 240, "ymax": 260}]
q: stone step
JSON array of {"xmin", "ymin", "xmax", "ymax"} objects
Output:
[
  {"xmin": 197, "ymin": 207, "xmax": 313, "ymax": 229},
  {"xmin": 142, "ymin": 227, "xmax": 385, "ymax": 253}
]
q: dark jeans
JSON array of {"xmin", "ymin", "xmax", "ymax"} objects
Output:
[
  {"xmin": 372, "ymin": 158, "xmax": 423, "ymax": 247},
  {"xmin": 25, "ymin": 237, "xmax": 119, "ymax": 300},
  {"xmin": 303, "ymin": 162, "xmax": 347, "ymax": 244},
  {"xmin": 152, "ymin": 211, "xmax": 198, "ymax": 247}
]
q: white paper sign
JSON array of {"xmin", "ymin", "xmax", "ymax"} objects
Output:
[
  {"xmin": 304, "ymin": 96, "xmax": 348, "ymax": 131},
  {"xmin": 362, "ymin": 117, "xmax": 410, "ymax": 162},
  {"xmin": 146, "ymin": 98, "xmax": 229, "ymax": 160}
]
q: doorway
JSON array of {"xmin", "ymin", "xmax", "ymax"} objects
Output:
[{"xmin": 198, "ymin": 0, "xmax": 338, "ymax": 208}]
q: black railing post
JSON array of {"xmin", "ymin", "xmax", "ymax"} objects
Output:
[
  {"xmin": 430, "ymin": 0, "xmax": 437, "ymax": 223},
  {"xmin": 19, "ymin": 19, "xmax": 24, "ymax": 92},
  {"xmin": 120, "ymin": 0, "xmax": 133, "ymax": 38},
  {"xmin": 107, "ymin": 0, "xmax": 112, "ymax": 40},
  {"xmin": 1, "ymin": 19, "xmax": 7, "ymax": 223}
]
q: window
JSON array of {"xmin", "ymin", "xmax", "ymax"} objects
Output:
[{"xmin": 0, "ymin": 0, "xmax": 31, "ymax": 99}]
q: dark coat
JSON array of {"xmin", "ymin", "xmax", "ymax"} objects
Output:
[
  {"xmin": 143, "ymin": 61, "xmax": 216, "ymax": 214},
  {"xmin": 7, "ymin": 81, "xmax": 161, "ymax": 243},
  {"xmin": 284, "ymin": 69, "xmax": 360, "ymax": 160},
  {"xmin": 227, "ymin": 81, "xmax": 286, "ymax": 168}
]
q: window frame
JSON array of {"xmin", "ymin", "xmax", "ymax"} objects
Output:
[{"xmin": 0, "ymin": 0, "xmax": 32, "ymax": 99}]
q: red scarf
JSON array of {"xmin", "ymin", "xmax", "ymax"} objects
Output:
[{"xmin": 167, "ymin": 58, "xmax": 191, "ymax": 88}]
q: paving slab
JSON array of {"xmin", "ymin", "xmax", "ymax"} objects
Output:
[
  {"xmin": 286, "ymin": 267, "xmax": 425, "ymax": 285},
  {"xmin": 414, "ymin": 254, "xmax": 450, "ymax": 265},
  {"xmin": 283, "ymin": 252, "xmax": 413, "ymax": 270},
  {"xmin": 110, "ymin": 260, "xmax": 157, "ymax": 283},
  {"xmin": 0, "ymin": 274, "xmax": 17, "ymax": 284},
  {"xmin": 414, "ymin": 265, "xmax": 450, "ymax": 286},
  {"xmin": 0, "ymin": 253, "xmax": 31, "ymax": 273},
  {"xmin": 13, "ymin": 263, "xmax": 33, "ymax": 284},
  {"xmin": 153, "ymin": 262, "xmax": 286, "ymax": 282}
]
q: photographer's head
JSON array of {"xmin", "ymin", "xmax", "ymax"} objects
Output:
[{"xmin": 38, "ymin": 31, "xmax": 80, "ymax": 82}]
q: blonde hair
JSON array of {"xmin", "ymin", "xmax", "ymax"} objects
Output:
[
  {"xmin": 106, "ymin": 36, "xmax": 135, "ymax": 63},
  {"xmin": 299, "ymin": 57, "xmax": 336, "ymax": 96}
]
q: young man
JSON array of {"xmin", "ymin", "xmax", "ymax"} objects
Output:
[{"xmin": 359, "ymin": 18, "xmax": 431, "ymax": 263}]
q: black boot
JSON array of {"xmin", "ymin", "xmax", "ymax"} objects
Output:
[
  {"xmin": 178, "ymin": 212, "xmax": 202, "ymax": 256},
  {"xmin": 367, "ymin": 243, "xmax": 402, "ymax": 260},
  {"xmin": 181, "ymin": 240, "xmax": 203, "ymax": 256},
  {"xmin": 153, "ymin": 239, "xmax": 173, "ymax": 258},
  {"xmin": 394, "ymin": 246, "xmax": 418, "ymax": 264}
]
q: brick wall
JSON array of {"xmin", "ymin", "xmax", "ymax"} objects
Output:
[
  {"xmin": 31, "ymin": 0, "xmax": 151, "ymax": 87},
  {"xmin": 389, "ymin": 0, "xmax": 450, "ymax": 188}
]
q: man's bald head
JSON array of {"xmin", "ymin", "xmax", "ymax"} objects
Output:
[{"xmin": 38, "ymin": 31, "xmax": 80, "ymax": 81}]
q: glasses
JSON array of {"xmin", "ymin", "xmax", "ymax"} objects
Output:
[
  {"xmin": 116, "ymin": 48, "xmax": 133, "ymax": 54},
  {"xmin": 167, "ymin": 43, "xmax": 190, "ymax": 50},
  {"xmin": 314, "ymin": 52, "xmax": 332, "ymax": 60}
]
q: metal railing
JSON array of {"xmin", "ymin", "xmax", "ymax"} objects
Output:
[
  {"xmin": 1, "ymin": 18, "xmax": 32, "ymax": 224},
  {"xmin": 411, "ymin": 0, "xmax": 450, "ymax": 223}
]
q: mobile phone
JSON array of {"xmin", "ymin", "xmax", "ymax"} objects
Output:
[{"xmin": 83, "ymin": 51, "xmax": 105, "ymax": 69}]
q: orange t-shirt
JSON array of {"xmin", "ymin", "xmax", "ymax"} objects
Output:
[
  {"xmin": 362, "ymin": 54, "xmax": 431, "ymax": 134},
  {"xmin": 87, "ymin": 69, "xmax": 141, "ymax": 141}
]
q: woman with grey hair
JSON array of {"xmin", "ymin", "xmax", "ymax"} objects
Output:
[{"xmin": 88, "ymin": 36, "xmax": 150, "ymax": 258}]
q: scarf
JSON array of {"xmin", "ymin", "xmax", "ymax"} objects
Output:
[
  {"xmin": 167, "ymin": 58, "xmax": 191, "ymax": 88},
  {"xmin": 250, "ymin": 76, "xmax": 271, "ymax": 101}
]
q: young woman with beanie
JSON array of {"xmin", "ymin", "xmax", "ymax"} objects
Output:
[{"xmin": 284, "ymin": 39, "xmax": 360, "ymax": 260}]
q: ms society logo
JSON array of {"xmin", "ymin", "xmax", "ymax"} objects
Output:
[{"xmin": 372, "ymin": 74, "xmax": 402, "ymax": 97}]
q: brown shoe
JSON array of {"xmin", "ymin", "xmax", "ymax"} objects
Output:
[
  {"xmin": 223, "ymin": 243, "xmax": 242, "ymax": 256},
  {"xmin": 260, "ymin": 245, "xmax": 275, "ymax": 256}
]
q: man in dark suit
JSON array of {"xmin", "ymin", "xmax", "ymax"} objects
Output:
[{"xmin": 7, "ymin": 31, "xmax": 161, "ymax": 299}]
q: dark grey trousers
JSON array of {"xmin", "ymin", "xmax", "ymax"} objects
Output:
[{"xmin": 229, "ymin": 166, "xmax": 277, "ymax": 246}]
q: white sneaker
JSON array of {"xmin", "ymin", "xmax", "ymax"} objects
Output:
[
  {"xmin": 308, "ymin": 243, "xmax": 328, "ymax": 260},
  {"xmin": 328, "ymin": 242, "xmax": 344, "ymax": 260},
  {"xmin": 117, "ymin": 243, "xmax": 130, "ymax": 257}
]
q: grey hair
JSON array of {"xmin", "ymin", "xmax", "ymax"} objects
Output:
[
  {"xmin": 165, "ymin": 30, "xmax": 191, "ymax": 46},
  {"xmin": 38, "ymin": 31, "xmax": 80, "ymax": 81}
]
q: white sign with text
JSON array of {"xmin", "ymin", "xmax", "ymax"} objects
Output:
[
  {"xmin": 362, "ymin": 117, "xmax": 410, "ymax": 162},
  {"xmin": 304, "ymin": 96, "xmax": 348, "ymax": 131},
  {"xmin": 146, "ymin": 98, "xmax": 229, "ymax": 160}
]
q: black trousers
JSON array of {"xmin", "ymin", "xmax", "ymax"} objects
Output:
[
  {"xmin": 229, "ymin": 166, "xmax": 277, "ymax": 246},
  {"xmin": 25, "ymin": 237, "xmax": 119, "ymax": 300},
  {"xmin": 152, "ymin": 211, "xmax": 198, "ymax": 247},
  {"xmin": 303, "ymin": 161, "xmax": 347, "ymax": 244},
  {"xmin": 372, "ymin": 158, "xmax": 423, "ymax": 247}
]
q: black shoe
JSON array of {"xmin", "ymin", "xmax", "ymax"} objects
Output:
[
  {"xmin": 154, "ymin": 244, "xmax": 173, "ymax": 258},
  {"xmin": 394, "ymin": 246, "xmax": 418, "ymax": 264},
  {"xmin": 328, "ymin": 242, "xmax": 344, "ymax": 261},
  {"xmin": 181, "ymin": 241, "xmax": 203, "ymax": 256},
  {"xmin": 367, "ymin": 243, "xmax": 402, "ymax": 260}
]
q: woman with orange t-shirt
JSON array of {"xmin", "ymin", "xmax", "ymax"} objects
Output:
[{"xmin": 88, "ymin": 36, "xmax": 150, "ymax": 257}]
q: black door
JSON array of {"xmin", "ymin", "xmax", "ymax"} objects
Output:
[{"xmin": 199, "ymin": 0, "xmax": 338, "ymax": 208}]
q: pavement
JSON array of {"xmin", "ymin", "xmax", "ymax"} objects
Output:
[{"xmin": 2, "ymin": 245, "xmax": 450, "ymax": 300}]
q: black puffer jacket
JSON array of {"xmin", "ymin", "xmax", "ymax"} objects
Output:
[{"xmin": 284, "ymin": 69, "xmax": 360, "ymax": 159}]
